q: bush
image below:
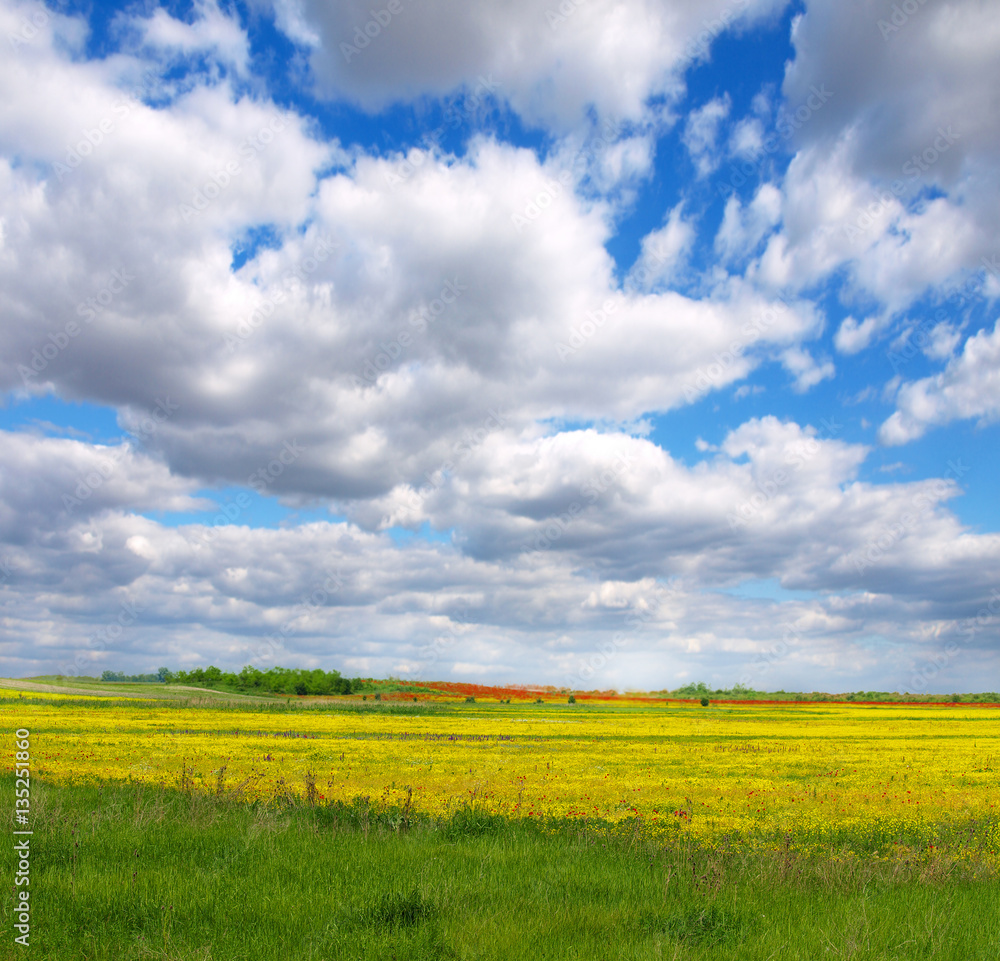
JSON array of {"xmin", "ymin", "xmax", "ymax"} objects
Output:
[
  {"xmin": 568, "ymin": 695, "xmax": 576, "ymax": 704},
  {"xmin": 464, "ymin": 696, "xmax": 475, "ymax": 703},
  {"xmin": 700, "ymin": 697, "xmax": 709, "ymax": 707}
]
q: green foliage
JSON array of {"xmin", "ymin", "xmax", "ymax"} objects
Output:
[
  {"xmin": 568, "ymin": 694, "xmax": 575, "ymax": 704},
  {"xmin": 700, "ymin": 697, "xmax": 710, "ymax": 707},
  {"xmin": 168, "ymin": 664, "xmax": 355, "ymax": 696},
  {"xmin": 8, "ymin": 776, "xmax": 1000, "ymax": 961},
  {"xmin": 100, "ymin": 670, "xmax": 164, "ymax": 683}
]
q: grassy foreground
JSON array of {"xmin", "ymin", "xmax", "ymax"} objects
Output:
[{"xmin": 3, "ymin": 776, "xmax": 999, "ymax": 961}]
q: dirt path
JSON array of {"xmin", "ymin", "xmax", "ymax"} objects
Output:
[{"xmin": 0, "ymin": 678, "xmax": 261, "ymax": 700}]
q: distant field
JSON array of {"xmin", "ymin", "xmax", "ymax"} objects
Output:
[
  {"xmin": 1, "ymin": 677, "xmax": 269, "ymax": 700},
  {"xmin": 3, "ymin": 683, "xmax": 999, "ymax": 958}
]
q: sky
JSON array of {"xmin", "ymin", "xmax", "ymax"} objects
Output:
[{"xmin": 1, "ymin": 0, "xmax": 999, "ymax": 693}]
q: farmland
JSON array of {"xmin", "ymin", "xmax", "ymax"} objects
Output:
[{"xmin": 3, "ymin": 682, "xmax": 1000, "ymax": 958}]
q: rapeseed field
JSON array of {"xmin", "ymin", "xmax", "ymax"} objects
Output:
[{"xmin": 5, "ymin": 689, "xmax": 998, "ymax": 858}]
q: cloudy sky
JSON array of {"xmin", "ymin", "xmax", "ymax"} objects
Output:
[{"xmin": 1, "ymin": 0, "xmax": 998, "ymax": 692}]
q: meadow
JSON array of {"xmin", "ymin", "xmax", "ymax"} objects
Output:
[{"xmin": 3, "ymin": 680, "xmax": 1000, "ymax": 959}]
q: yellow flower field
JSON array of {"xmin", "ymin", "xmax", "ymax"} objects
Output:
[{"xmin": 4, "ymin": 691, "xmax": 1000, "ymax": 856}]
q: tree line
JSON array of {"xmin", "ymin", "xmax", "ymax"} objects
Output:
[{"xmin": 102, "ymin": 665, "xmax": 356, "ymax": 696}]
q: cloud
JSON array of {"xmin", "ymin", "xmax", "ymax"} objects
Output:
[
  {"xmin": 834, "ymin": 316, "xmax": 878, "ymax": 355},
  {"xmin": 1, "ymin": 0, "xmax": 998, "ymax": 692},
  {"xmin": 714, "ymin": 182, "xmax": 782, "ymax": 264},
  {"xmin": 880, "ymin": 319, "xmax": 1000, "ymax": 445},
  {"xmin": 626, "ymin": 202, "xmax": 695, "ymax": 290},
  {"xmin": 274, "ymin": 0, "xmax": 789, "ymax": 129},
  {"xmin": 682, "ymin": 94, "xmax": 731, "ymax": 176},
  {"xmin": 127, "ymin": 0, "xmax": 251, "ymax": 76},
  {"xmin": 749, "ymin": 0, "xmax": 1000, "ymax": 319},
  {"xmin": 3, "ymin": 415, "xmax": 999, "ymax": 690},
  {"xmin": 0, "ymin": 20, "xmax": 826, "ymax": 507}
]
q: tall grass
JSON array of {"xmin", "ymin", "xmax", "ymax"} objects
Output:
[{"xmin": 2, "ymin": 776, "xmax": 997, "ymax": 960}]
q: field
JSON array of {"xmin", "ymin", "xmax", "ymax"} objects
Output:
[{"xmin": 3, "ymin": 681, "xmax": 1000, "ymax": 959}]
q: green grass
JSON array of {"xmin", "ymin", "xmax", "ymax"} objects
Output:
[{"xmin": 2, "ymin": 776, "xmax": 998, "ymax": 960}]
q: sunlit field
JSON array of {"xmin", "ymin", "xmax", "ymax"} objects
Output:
[
  {"xmin": 6, "ymin": 685, "xmax": 1000, "ymax": 856},
  {"xmin": 4, "ymin": 683, "xmax": 1000, "ymax": 959}
]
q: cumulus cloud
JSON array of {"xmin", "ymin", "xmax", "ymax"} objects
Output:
[
  {"xmin": 749, "ymin": 0, "xmax": 1000, "ymax": 321},
  {"xmin": 1, "ymin": 0, "xmax": 997, "ymax": 692},
  {"xmin": 682, "ymin": 94, "xmax": 731, "ymax": 176},
  {"xmin": 834, "ymin": 316, "xmax": 878, "ymax": 355},
  {"xmin": 275, "ymin": 0, "xmax": 789, "ymax": 129},
  {"xmin": 2, "ymin": 415, "xmax": 998, "ymax": 690},
  {"xmin": 880, "ymin": 320, "xmax": 1000, "ymax": 444}
]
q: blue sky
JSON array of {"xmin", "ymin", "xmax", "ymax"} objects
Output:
[{"xmin": 1, "ymin": 0, "xmax": 998, "ymax": 692}]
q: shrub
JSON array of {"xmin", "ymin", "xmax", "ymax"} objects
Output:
[
  {"xmin": 568, "ymin": 695, "xmax": 576, "ymax": 704},
  {"xmin": 464, "ymin": 695, "xmax": 475, "ymax": 703},
  {"xmin": 700, "ymin": 697, "xmax": 709, "ymax": 707}
]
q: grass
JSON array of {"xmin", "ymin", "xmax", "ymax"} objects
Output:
[{"xmin": 2, "ymin": 776, "xmax": 998, "ymax": 960}]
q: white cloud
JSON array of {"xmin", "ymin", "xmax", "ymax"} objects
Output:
[
  {"xmin": 714, "ymin": 182, "xmax": 782, "ymax": 264},
  {"xmin": 682, "ymin": 94, "xmax": 731, "ymax": 177},
  {"xmin": 130, "ymin": 0, "xmax": 251, "ymax": 76},
  {"xmin": 748, "ymin": 0, "xmax": 1000, "ymax": 320},
  {"xmin": 1, "ymin": 0, "xmax": 998, "ymax": 690},
  {"xmin": 729, "ymin": 116, "xmax": 765, "ymax": 158},
  {"xmin": 834, "ymin": 316, "xmax": 877, "ymax": 355},
  {"xmin": 274, "ymin": 0, "xmax": 789, "ymax": 130},
  {"xmin": 880, "ymin": 319, "xmax": 1000, "ymax": 445},
  {"xmin": 626, "ymin": 202, "xmax": 695, "ymax": 290},
  {"xmin": 3, "ymin": 416, "xmax": 998, "ymax": 690},
  {"xmin": 780, "ymin": 346, "xmax": 834, "ymax": 392}
]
